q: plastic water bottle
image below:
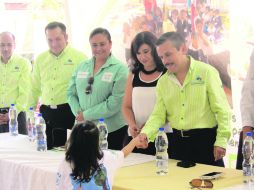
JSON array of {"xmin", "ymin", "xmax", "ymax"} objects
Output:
[
  {"xmin": 36, "ymin": 113, "xmax": 47, "ymax": 151},
  {"xmin": 27, "ymin": 107, "xmax": 36, "ymax": 141},
  {"xmin": 242, "ymin": 132, "xmax": 254, "ymax": 183},
  {"xmin": 97, "ymin": 118, "xmax": 108, "ymax": 150},
  {"xmin": 8, "ymin": 104, "xmax": 18, "ymax": 136},
  {"xmin": 155, "ymin": 127, "xmax": 168, "ymax": 175}
]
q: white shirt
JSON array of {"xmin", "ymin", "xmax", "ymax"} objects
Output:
[
  {"xmin": 241, "ymin": 49, "xmax": 254, "ymax": 127},
  {"xmin": 56, "ymin": 150, "xmax": 124, "ymax": 190}
]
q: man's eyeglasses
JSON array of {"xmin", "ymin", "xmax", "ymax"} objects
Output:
[
  {"xmin": 85, "ymin": 77, "xmax": 94, "ymax": 94},
  {"xmin": 189, "ymin": 179, "xmax": 213, "ymax": 189}
]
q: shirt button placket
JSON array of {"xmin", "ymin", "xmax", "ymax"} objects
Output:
[{"xmin": 179, "ymin": 88, "xmax": 185, "ymax": 126}]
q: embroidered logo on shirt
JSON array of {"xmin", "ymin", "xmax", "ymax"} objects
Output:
[
  {"xmin": 101, "ymin": 72, "xmax": 113, "ymax": 82},
  {"xmin": 13, "ymin": 66, "xmax": 20, "ymax": 72},
  {"xmin": 64, "ymin": 59, "xmax": 73, "ymax": 65},
  {"xmin": 191, "ymin": 75, "xmax": 204, "ymax": 84},
  {"xmin": 196, "ymin": 76, "xmax": 202, "ymax": 81}
]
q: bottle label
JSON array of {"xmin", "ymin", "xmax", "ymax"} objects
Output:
[{"xmin": 243, "ymin": 166, "xmax": 251, "ymax": 176}]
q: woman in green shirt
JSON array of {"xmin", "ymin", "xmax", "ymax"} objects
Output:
[{"xmin": 67, "ymin": 28, "xmax": 128, "ymax": 150}]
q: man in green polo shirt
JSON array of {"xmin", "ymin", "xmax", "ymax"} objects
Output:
[
  {"xmin": 139, "ymin": 32, "xmax": 231, "ymax": 166},
  {"xmin": 30, "ymin": 22, "xmax": 87, "ymax": 149},
  {"xmin": 0, "ymin": 31, "xmax": 31, "ymax": 134}
]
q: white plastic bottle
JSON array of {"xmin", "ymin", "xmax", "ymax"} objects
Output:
[
  {"xmin": 36, "ymin": 113, "xmax": 47, "ymax": 151},
  {"xmin": 27, "ymin": 107, "xmax": 36, "ymax": 141},
  {"xmin": 242, "ymin": 132, "xmax": 254, "ymax": 183},
  {"xmin": 97, "ymin": 118, "xmax": 108, "ymax": 150},
  {"xmin": 8, "ymin": 104, "xmax": 18, "ymax": 136},
  {"xmin": 155, "ymin": 127, "xmax": 168, "ymax": 175}
]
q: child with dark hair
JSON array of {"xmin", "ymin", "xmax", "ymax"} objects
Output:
[{"xmin": 56, "ymin": 120, "xmax": 142, "ymax": 190}]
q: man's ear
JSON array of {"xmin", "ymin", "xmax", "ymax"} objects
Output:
[
  {"xmin": 180, "ymin": 43, "xmax": 188, "ymax": 55},
  {"xmin": 64, "ymin": 33, "xmax": 68, "ymax": 42}
]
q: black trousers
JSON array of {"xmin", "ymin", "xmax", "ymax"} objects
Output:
[
  {"xmin": 40, "ymin": 104, "xmax": 75, "ymax": 150},
  {"xmin": 236, "ymin": 131, "xmax": 243, "ymax": 170},
  {"xmin": 0, "ymin": 108, "xmax": 27, "ymax": 134},
  {"xmin": 107, "ymin": 125, "xmax": 128, "ymax": 150},
  {"xmin": 168, "ymin": 127, "xmax": 224, "ymax": 167}
]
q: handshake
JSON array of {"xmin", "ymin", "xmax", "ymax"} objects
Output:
[{"xmin": 132, "ymin": 133, "xmax": 149, "ymax": 149}]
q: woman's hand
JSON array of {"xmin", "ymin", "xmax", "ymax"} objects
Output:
[
  {"xmin": 76, "ymin": 111, "xmax": 85, "ymax": 122},
  {"xmin": 128, "ymin": 125, "xmax": 140, "ymax": 138}
]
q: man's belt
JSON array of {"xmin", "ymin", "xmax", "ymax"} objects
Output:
[{"xmin": 43, "ymin": 103, "xmax": 68, "ymax": 109}]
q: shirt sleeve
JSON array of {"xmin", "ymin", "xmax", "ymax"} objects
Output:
[
  {"xmin": 141, "ymin": 79, "xmax": 167, "ymax": 142},
  {"xmin": 103, "ymin": 150, "xmax": 124, "ymax": 170},
  {"xmin": 241, "ymin": 49, "xmax": 254, "ymax": 128},
  {"xmin": 67, "ymin": 66, "xmax": 82, "ymax": 116},
  {"xmin": 30, "ymin": 59, "xmax": 42, "ymax": 109},
  {"xmin": 206, "ymin": 66, "xmax": 232, "ymax": 149},
  {"xmin": 102, "ymin": 150, "xmax": 124, "ymax": 187},
  {"xmin": 84, "ymin": 66, "xmax": 128, "ymax": 120},
  {"xmin": 56, "ymin": 160, "xmax": 72, "ymax": 190},
  {"xmin": 16, "ymin": 59, "xmax": 32, "ymax": 113}
]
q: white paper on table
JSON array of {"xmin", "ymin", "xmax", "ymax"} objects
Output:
[{"xmin": 122, "ymin": 153, "xmax": 155, "ymax": 167}]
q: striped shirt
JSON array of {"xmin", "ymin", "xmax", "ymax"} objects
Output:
[
  {"xmin": 142, "ymin": 57, "xmax": 231, "ymax": 149},
  {"xmin": 0, "ymin": 54, "xmax": 31, "ymax": 113},
  {"xmin": 30, "ymin": 45, "xmax": 87, "ymax": 107}
]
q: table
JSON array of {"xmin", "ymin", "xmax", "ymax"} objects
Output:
[
  {"xmin": 113, "ymin": 159, "xmax": 250, "ymax": 190},
  {"xmin": 0, "ymin": 133, "xmax": 63, "ymax": 190},
  {"xmin": 0, "ymin": 133, "xmax": 154, "ymax": 190},
  {"xmin": 0, "ymin": 133, "xmax": 251, "ymax": 190}
]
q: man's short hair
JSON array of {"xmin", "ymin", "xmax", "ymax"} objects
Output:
[
  {"xmin": 156, "ymin": 32, "xmax": 185, "ymax": 50},
  {"xmin": 0, "ymin": 31, "xmax": 15, "ymax": 41},
  {"xmin": 45, "ymin": 21, "xmax": 66, "ymax": 33}
]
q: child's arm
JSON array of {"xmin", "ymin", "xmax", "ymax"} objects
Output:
[{"xmin": 121, "ymin": 136, "xmax": 147, "ymax": 157}]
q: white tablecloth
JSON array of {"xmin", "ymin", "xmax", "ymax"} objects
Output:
[
  {"xmin": 0, "ymin": 133, "xmax": 155, "ymax": 190},
  {"xmin": 0, "ymin": 133, "xmax": 64, "ymax": 190}
]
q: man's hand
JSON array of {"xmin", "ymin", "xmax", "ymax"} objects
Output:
[
  {"xmin": 76, "ymin": 111, "xmax": 84, "ymax": 122},
  {"xmin": 214, "ymin": 146, "xmax": 226, "ymax": 161},
  {"xmin": 136, "ymin": 133, "xmax": 149, "ymax": 149},
  {"xmin": 0, "ymin": 113, "xmax": 9, "ymax": 125}
]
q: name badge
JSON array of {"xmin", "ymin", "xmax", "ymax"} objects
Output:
[
  {"xmin": 77, "ymin": 71, "xmax": 89, "ymax": 79},
  {"xmin": 102, "ymin": 72, "xmax": 113, "ymax": 82}
]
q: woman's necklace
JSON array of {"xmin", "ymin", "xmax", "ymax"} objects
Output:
[{"xmin": 141, "ymin": 67, "xmax": 157, "ymax": 75}]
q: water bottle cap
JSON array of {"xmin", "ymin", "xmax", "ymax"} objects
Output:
[
  {"xmin": 246, "ymin": 132, "xmax": 253, "ymax": 137},
  {"xmin": 99, "ymin": 118, "xmax": 104, "ymax": 122},
  {"xmin": 29, "ymin": 107, "xmax": 33, "ymax": 110},
  {"xmin": 11, "ymin": 104, "xmax": 14, "ymax": 106},
  {"xmin": 159, "ymin": 127, "xmax": 164, "ymax": 131},
  {"xmin": 38, "ymin": 113, "xmax": 42, "ymax": 117}
]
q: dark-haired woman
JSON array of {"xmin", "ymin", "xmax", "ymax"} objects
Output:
[
  {"xmin": 56, "ymin": 121, "xmax": 141, "ymax": 190},
  {"xmin": 67, "ymin": 28, "xmax": 128, "ymax": 150},
  {"xmin": 122, "ymin": 31, "xmax": 168, "ymax": 155}
]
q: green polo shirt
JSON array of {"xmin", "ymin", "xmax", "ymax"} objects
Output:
[
  {"xmin": 67, "ymin": 55, "xmax": 128, "ymax": 133},
  {"xmin": 0, "ymin": 54, "xmax": 31, "ymax": 113},
  {"xmin": 31, "ymin": 45, "xmax": 87, "ymax": 107},
  {"xmin": 141, "ymin": 57, "xmax": 231, "ymax": 149}
]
